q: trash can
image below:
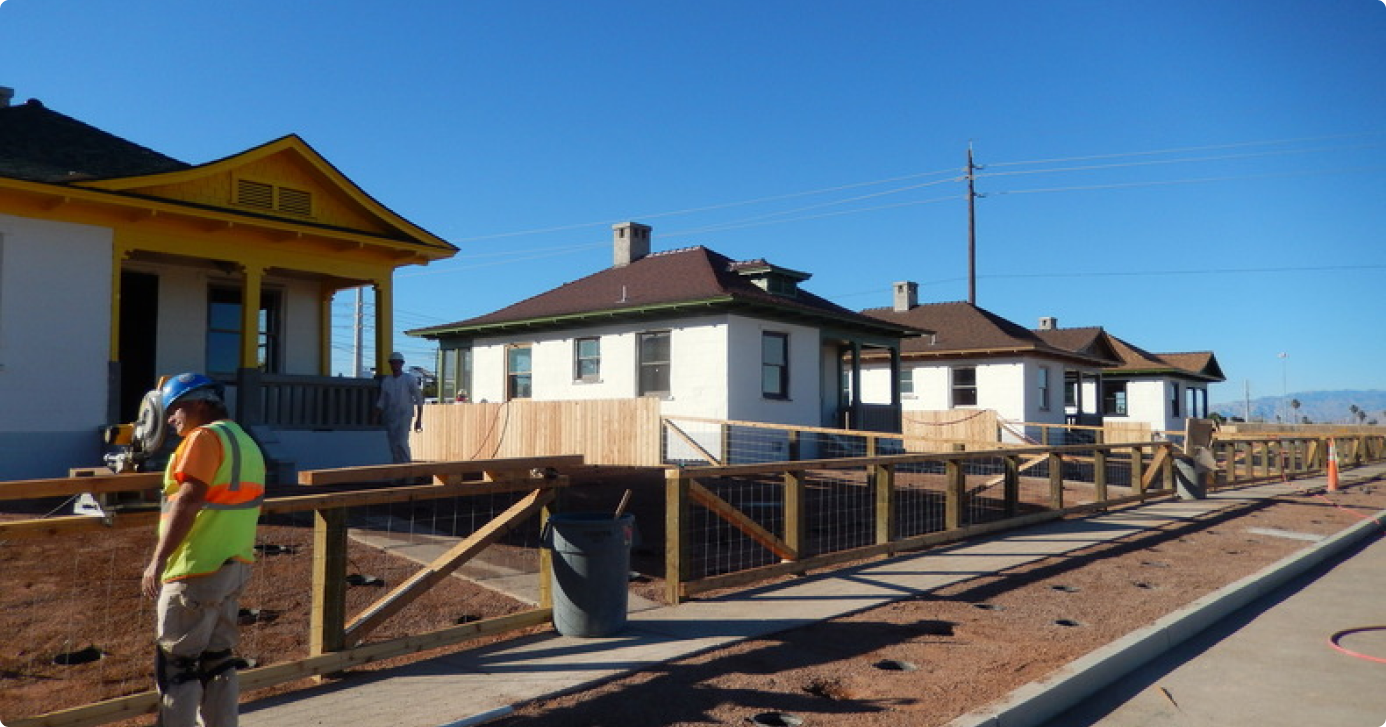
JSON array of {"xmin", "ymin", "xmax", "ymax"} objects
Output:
[
  {"xmin": 1175, "ymin": 454, "xmax": 1208, "ymax": 498},
  {"xmin": 542, "ymin": 512, "xmax": 636, "ymax": 637}
]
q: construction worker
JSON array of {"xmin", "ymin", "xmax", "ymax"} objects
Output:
[
  {"xmin": 376, "ymin": 351, "xmax": 424, "ymax": 463},
  {"xmin": 141, "ymin": 373, "xmax": 265, "ymax": 727}
]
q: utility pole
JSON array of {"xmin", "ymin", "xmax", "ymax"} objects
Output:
[{"xmin": 966, "ymin": 144, "xmax": 979, "ymax": 305}]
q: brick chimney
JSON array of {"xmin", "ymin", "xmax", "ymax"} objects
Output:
[
  {"xmin": 892, "ymin": 281, "xmax": 918, "ymax": 312},
  {"xmin": 1039, "ymin": 316, "xmax": 1058, "ymax": 330},
  {"xmin": 612, "ymin": 222, "xmax": 651, "ymax": 268}
]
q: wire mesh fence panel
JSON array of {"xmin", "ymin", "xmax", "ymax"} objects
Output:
[
  {"xmin": 336, "ymin": 491, "xmax": 546, "ymax": 647},
  {"xmin": 961, "ymin": 455, "xmax": 1013, "ymax": 525},
  {"xmin": 685, "ymin": 474, "xmax": 787, "ymax": 579},
  {"xmin": 0, "ymin": 524, "xmax": 158, "ymax": 718},
  {"xmin": 892, "ymin": 461, "xmax": 949, "ymax": 538},
  {"xmin": 801, "ymin": 468, "xmax": 875, "ymax": 557}
]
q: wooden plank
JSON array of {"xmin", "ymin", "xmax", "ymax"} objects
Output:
[
  {"xmin": 344, "ymin": 488, "xmax": 556, "ymax": 643},
  {"xmin": 298, "ymin": 455, "xmax": 583, "ymax": 486},
  {"xmin": 1141, "ymin": 446, "xmax": 1172, "ymax": 491},
  {"xmin": 0, "ymin": 472, "xmax": 162, "ymax": 501},
  {"xmin": 688, "ymin": 480, "xmax": 796, "ymax": 561},
  {"xmin": 663, "ymin": 418, "xmax": 721, "ymax": 465}
]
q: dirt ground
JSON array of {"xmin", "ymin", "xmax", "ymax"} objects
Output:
[
  {"xmin": 490, "ymin": 481, "xmax": 1386, "ymax": 727},
  {"xmin": 3, "ymin": 477, "xmax": 1383, "ymax": 727}
]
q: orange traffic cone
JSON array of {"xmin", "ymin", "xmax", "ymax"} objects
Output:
[{"xmin": 1327, "ymin": 437, "xmax": 1340, "ymax": 492}]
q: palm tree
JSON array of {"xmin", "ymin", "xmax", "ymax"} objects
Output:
[
  {"xmin": 1290, "ymin": 398, "xmax": 1301, "ymax": 425},
  {"xmin": 1349, "ymin": 404, "xmax": 1360, "ymax": 424}
]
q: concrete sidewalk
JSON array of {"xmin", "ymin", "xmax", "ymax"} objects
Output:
[
  {"xmin": 241, "ymin": 463, "xmax": 1386, "ymax": 727},
  {"xmin": 1025, "ymin": 493, "xmax": 1386, "ymax": 727}
]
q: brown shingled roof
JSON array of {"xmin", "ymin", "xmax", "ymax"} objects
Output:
[
  {"xmin": 1107, "ymin": 336, "xmax": 1226, "ymax": 382},
  {"xmin": 860, "ymin": 300, "xmax": 1109, "ymax": 363},
  {"xmin": 0, "ymin": 98, "xmax": 190, "ymax": 182},
  {"xmin": 411, "ymin": 246, "xmax": 920, "ymax": 338}
]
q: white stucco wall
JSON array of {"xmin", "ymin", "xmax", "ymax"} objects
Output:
[
  {"xmin": 1125, "ymin": 377, "xmax": 1176, "ymax": 432},
  {"xmin": 0, "ymin": 214, "xmax": 112, "ymax": 477},
  {"xmin": 459, "ymin": 313, "xmax": 833, "ymax": 436}
]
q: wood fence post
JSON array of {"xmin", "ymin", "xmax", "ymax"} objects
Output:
[
  {"xmin": 1093, "ymin": 448, "xmax": 1108, "ymax": 504},
  {"xmin": 538, "ymin": 503, "xmax": 553, "ymax": 609},
  {"xmin": 311, "ymin": 507, "xmax": 347, "ymax": 658},
  {"xmin": 1131, "ymin": 445, "xmax": 1146, "ymax": 498},
  {"xmin": 665, "ymin": 469, "xmax": 690, "ymax": 605},
  {"xmin": 784, "ymin": 469, "xmax": 806, "ymax": 558},
  {"xmin": 1048, "ymin": 451, "xmax": 1064, "ymax": 509},
  {"xmin": 1004, "ymin": 455, "xmax": 1020, "ymax": 518},
  {"xmin": 873, "ymin": 463, "xmax": 895, "ymax": 545},
  {"xmin": 945, "ymin": 457, "xmax": 965, "ymax": 530}
]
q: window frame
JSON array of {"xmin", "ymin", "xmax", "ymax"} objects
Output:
[
  {"xmin": 1038, "ymin": 365, "xmax": 1052, "ymax": 412},
  {"xmin": 1103, "ymin": 381, "xmax": 1129, "ymax": 416},
  {"xmin": 574, "ymin": 336, "xmax": 601, "ymax": 383},
  {"xmin": 506, "ymin": 344, "xmax": 532, "ymax": 400},
  {"xmin": 761, "ymin": 331, "xmax": 789, "ymax": 400},
  {"xmin": 206, "ymin": 286, "xmax": 281, "ymax": 375},
  {"xmin": 637, "ymin": 330, "xmax": 671, "ymax": 397},
  {"xmin": 951, "ymin": 365, "xmax": 978, "ymax": 407}
]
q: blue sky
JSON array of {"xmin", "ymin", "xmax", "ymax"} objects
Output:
[{"xmin": 3, "ymin": 0, "xmax": 1383, "ymax": 403}]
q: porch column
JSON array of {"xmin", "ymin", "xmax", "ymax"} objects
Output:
[
  {"xmin": 318, "ymin": 283, "xmax": 334, "ymax": 376},
  {"xmin": 237, "ymin": 266, "xmax": 266, "ymax": 427},
  {"xmin": 889, "ymin": 345, "xmax": 901, "ymax": 409},
  {"xmin": 849, "ymin": 342, "xmax": 862, "ymax": 428},
  {"xmin": 373, "ymin": 277, "xmax": 394, "ymax": 374},
  {"xmin": 108, "ymin": 245, "xmax": 130, "ymax": 424},
  {"xmin": 239, "ymin": 266, "xmax": 264, "ymax": 370}
]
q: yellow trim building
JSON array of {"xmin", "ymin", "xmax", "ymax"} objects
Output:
[{"xmin": 0, "ymin": 94, "xmax": 456, "ymax": 479}]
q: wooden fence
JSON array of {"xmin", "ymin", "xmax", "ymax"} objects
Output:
[
  {"xmin": 411, "ymin": 399, "xmax": 663, "ymax": 466},
  {"xmin": 0, "ymin": 456, "xmax": 580, "ymax": 727},
  {"xmin": 4, "ymin": 427, "xmax": 1383, "ymax": 725},
  {"xmin": 662, "ymin": 433, "xmax": 1386, "ymax": 602}
]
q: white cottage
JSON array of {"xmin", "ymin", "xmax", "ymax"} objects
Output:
[
  {"xmin": 857, "ymin": 283, "xmax": 1117, "ymax": 432},
  {"xmin": 409, "ymin": 224, "xmax": 919, "ymax": 434}
]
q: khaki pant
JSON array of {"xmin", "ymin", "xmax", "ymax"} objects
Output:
[{"xmin": 155, "ymin": 561, "xmax": 250, "ymax": 727}]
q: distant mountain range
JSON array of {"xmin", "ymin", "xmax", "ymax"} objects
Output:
[{"xmin": 1211, "ymin": 389, "xmax": 1386, "ymax": 425}]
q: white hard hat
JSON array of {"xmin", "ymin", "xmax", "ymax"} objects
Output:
[{"xmin": 389, "ymin": 352, "xmax": 405, "ymax": 362}]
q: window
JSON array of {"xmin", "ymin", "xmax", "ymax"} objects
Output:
[
  {"xmin": 761, "ymin": 332, "xmax": 789, "ymax": 399},
  {"xmin": 207, "ymin": 287, "xmax": 281, "ymax": 374},
  {"xmin": 1038, "ymin": 366, "xmax": 1051, "ymax": 411},
  {"xmin": 1104, "ymin": 381, "xmax": 1128, "ymax": 416},
  {"xmin": 951, "ymin": 366, "xmax": 977, "ymax": 407},
  {"xmin": 899, "ymin": 367, "xmax": 914, "ymax": 397},
  {"xmin": 574, "ymin": 337, "xmax": 601, "ymax": 382},
  {"xmin": 1170, "ymin": 382, "xmax": 1181, "ymax": 417},
  {"xmin": 506, "ymin": 345, "xmax": 532, "ymax": 400},
  {"xmin": 440, "ymin": 347, "xmax": 472, "ymax": 401},
  {"xmin": 1064, "ymin": 375, "xmax": 1078, "ymax": 408},
  {"xmin": 638, "ymin": 331, "xmax": 670, "ymax": 397}
]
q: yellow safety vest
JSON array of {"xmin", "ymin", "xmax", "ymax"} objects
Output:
[{"xmin": 159, "ymin": 420, "xmax": 265, "ymax": 582}]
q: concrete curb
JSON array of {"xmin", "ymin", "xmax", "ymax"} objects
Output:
[{"xmin": 945, "ymin": 508, "xmax": 1386, "ymax": 727}]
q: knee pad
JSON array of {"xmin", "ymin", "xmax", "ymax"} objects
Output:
[
  {"xmin": 154, "ymin": 647, "xmax": 201, "ymax": 692},
  {"xmin": 199, "ymin": 648, "xmax": 248, "ymax": 684}
]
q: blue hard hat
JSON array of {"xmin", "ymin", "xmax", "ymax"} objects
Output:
[{"xmin": 160, "ymin": 373, "xmax": 224, "ymax": 410}]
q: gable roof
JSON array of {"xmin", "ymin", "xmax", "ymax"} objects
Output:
[
  {"xmin": 410, "ymin": 246, "xmax": 921, "ymax": 339},
  {"xmin": 0, "ymin": 98, "xmax": 190, "ymax": 182},
  {"xmin": 0, "ymin": 98, "xmax": 455, "ymax": 259},
  {"xmin": 1032, "ymin": 325, "xmax": 1123, "ymax": 366},
  {"xmin": 860, "ymin": 301, "xmax": 1112, "ymax": 365},
  {"xmin": 1107, "ymin": 336, "xmax": 1227, "ymax": 382}
]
